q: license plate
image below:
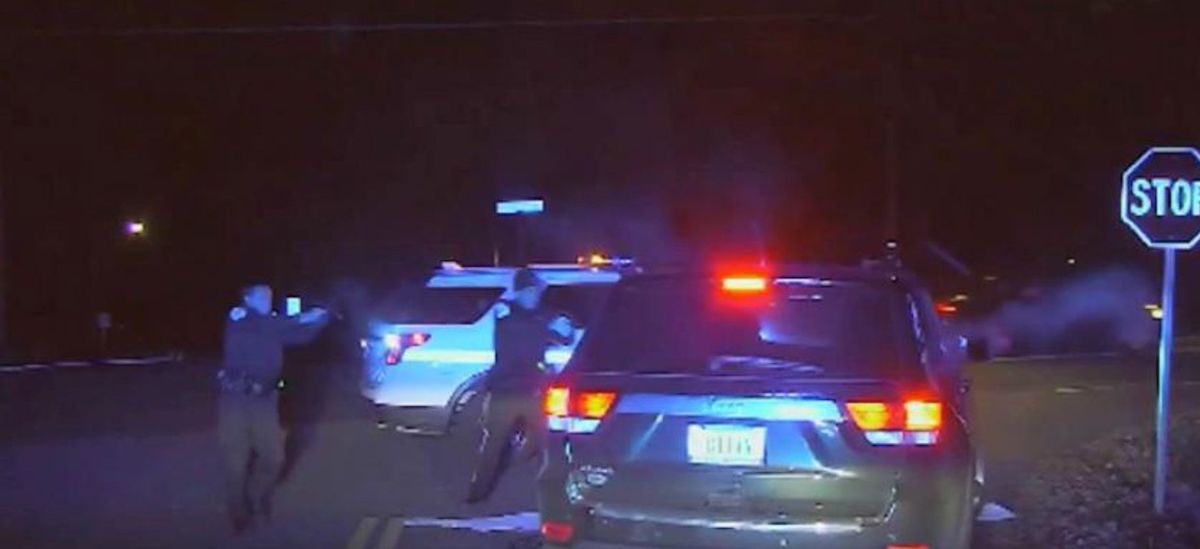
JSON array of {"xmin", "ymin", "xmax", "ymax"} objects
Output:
[{"xmin": 686, "ymin": 424, "xmax": 766, "ymax": 466}]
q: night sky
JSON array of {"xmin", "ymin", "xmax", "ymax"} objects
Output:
[{"xmin": 3, "ymin": 0, "xmax": 1200, "ymax": 356}]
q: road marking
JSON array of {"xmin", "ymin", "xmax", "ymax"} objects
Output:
[
  {"xmin": 1054, "ymin": 386, "xmax": 1084, "ymax": 394},
  {"xmin": 1092, "ymin": 384, "xmax": 1115, "ymax": 391},
  {"xmin": 977, "ymin": 502, "xmax": 1017, "ymax": 522},
  {"xmin": 346, "ymin": 517, "xmax": 380, "ymax": 549},
  {"xmin": 993, "ymin": 352, "xmax": 1116, "ymax": 363},
  {"xmin": 403, "ymin": 511, "xmax": 539, "ymax": 533},
  {"xmin": 376, "ymin": 518, "xmax": 405, "ymax": 549}
]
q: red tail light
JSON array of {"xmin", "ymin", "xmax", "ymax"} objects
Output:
[
  {"xmin": 383, "ymin": 333, "xmax": 430, "ymax": 365},
  {"xmin": 544, "ymin": 386, "xmax": 570, "ymax": 417},
  {"xmin": 845, "ymin": 399, "xmax": 943, "ymax": 446},
  {"xmin": 544, "ymin": 386, "xmax": 618, "ymax": 434},
  {"xmin": 903, "ymin": 400, "xmax": 942, "ymax": 431},
  {"xmin": 544, "ymin": 386, "xmax": 618, "ymax": 419},
  {"xmin": 578, "ymin": 391, "xmax": 617, "ymax": 419},
  {"xmin": 845, "ymin": 402, "xmax": 892, "ymax": 431},
  {"xmin": 541, "ymin": 521, "xmax": 575, "ymax": 543},
  {"xmin": 935, "ymin": 301, "xmax": 959, "ymax": 317},
  {"xmin": 721, "ymin": 275, "xmax": 768, "ymax": 293}
]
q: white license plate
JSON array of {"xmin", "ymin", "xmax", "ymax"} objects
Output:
[{"xmin": 686, "ymin": 424, "xmax": 766, "ymax": 466}]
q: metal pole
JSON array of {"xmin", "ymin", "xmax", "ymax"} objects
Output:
[{"xmin": 1154, "ymin": 248, "xmax": 1177, "ymax": 514}]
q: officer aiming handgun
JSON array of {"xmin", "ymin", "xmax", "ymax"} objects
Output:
[{"xmin": 218, "ymin": 284, "xmax": 329, "ymax": 533}]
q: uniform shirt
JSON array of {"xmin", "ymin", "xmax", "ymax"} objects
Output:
[
  {"xmin": 486, "ymin": 301, "xmax": 571, "ymax": 391},
  {"xmin": 222, "ymin": 310, "xmax": 326, "ymax": 382}
]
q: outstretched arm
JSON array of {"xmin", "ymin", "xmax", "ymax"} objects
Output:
[{"xmin": 274, "ymin": 308, "xmax": 331, "ymax": 345}]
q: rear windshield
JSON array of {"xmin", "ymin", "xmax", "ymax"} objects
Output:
[
  {"xmin": 574, "ymin": 277, "xmax": 917, "ymax": 378},
  {"xmin": 379, "ymin": 287, "xmax": 503, "ymax": 325},
  {"xmin": 541, "ymin": 284, "xmax": 613, "ymax": 325}
]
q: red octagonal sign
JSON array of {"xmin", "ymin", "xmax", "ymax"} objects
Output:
[{"xmin": 1122, "ymin": 147, "xmax": 1200, "ymax": 249}]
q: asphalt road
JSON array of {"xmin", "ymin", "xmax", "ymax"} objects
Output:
[{"xmin": 3, "ymin": 350, "xmax": 1200, "ymax": 548}]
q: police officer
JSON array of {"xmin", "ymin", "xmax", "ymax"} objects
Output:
[
  {"xmin": 466, "ymin": 269, "xmax": 574, "ymax": 504},
  {"xmin": 219, "ymin": 284, "xmax": 329, "ymax": 532}
]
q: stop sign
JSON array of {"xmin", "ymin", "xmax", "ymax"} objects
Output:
[{"xmin": 1122, "ymin": 147, "xmax": 1200, "ymax": 249}]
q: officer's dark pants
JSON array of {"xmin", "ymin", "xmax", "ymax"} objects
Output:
[
  {"xmin": 467, "ymin": 387, "xmax": 544, "ymax": 502},
  {"xmin": 217, "ymin": 391, "xmax": 285, "ymax": 523}
]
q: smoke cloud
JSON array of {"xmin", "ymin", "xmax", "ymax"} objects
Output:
[{"xmin": 963, "ymin": 266, "xmax": 1157, "ymax": 356}]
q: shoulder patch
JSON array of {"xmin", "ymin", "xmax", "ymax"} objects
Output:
[{"xmin": 495, "ymin": 302, "xmax": 512, "ymax": 319}]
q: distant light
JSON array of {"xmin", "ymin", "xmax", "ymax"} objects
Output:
[
  {"xmin": 1067, "ymin": 257, "xmax": 1077, "ymax": 265},
  {"xmin": 125, "ymin": 221, "xmax": 146, "ymax": 236},
  {"xmin": 1146, "ymin": 304, "xmax": 1164, "ymax": 320},
  {"xmin": 496, "ymin": 199, "xmax": 545, "ymax": 215},
  {"xmin": 983, "ymin": 275, "xmax": 999, "ymax": 283},
  {"xmin": 722, "ymin": 276, "xmax": 768, "ymax": 293},
  {"xmin": 589, "ymin": 253, "xmax": 606, "ymax": 266},
  {"xmin": 285, "ymin": 297, "xmax": 301, "ymax": 317},
  {"xmin": 950, "ymin": 294, "xmax": 970, "ymax": 303}
]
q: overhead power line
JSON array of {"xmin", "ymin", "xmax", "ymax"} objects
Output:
[{"xmin": 13, "ymin": 11, "xmax": 876, "ymax": 38}]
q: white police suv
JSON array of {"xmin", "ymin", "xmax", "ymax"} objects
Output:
[{"xmin": 361, "ymin": 260, "xmax": 629, "ymax": 434}]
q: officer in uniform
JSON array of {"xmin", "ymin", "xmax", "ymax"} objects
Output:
[
  {"xmin": 466, "ymin": 269, "xmax": 574, "ymax": 504},
  {"xmin": 219, "ymin": 284, "xmax": 329, "ymax": 532}
]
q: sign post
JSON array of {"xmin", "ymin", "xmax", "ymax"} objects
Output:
[
  {"xmin": 495, "ymin": 198, "xmax": 545, "ymax": 265},
  {"xmin": 1120, "ymin": 146, "xmax": 1200, "ymax": 514}
]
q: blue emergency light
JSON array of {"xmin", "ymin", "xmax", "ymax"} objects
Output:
[
  {"xmin": 496, "ymin": 199, "xmax": 545, "ymax": 215},
  {"xmin": 285, "ymin": 297, "xmax": 301, "ymax": 317}
]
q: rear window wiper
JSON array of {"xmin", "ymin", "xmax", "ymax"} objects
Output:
[{"xmin": 707, "ymin": 355, "xmax": 825, "ymax": 375}]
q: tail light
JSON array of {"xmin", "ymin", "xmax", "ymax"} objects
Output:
[
  {"xmin": 845, "ymin": 399, "xmax": 943, "ymax": 446},
  {"xmin": 721, "ymin": 275, "xmax": 768, "ymax": 293},
  {"xmin": 541, "ymin": 521, "xmax": 575, "ymax": 544},
  {"xmin": 383, "ymin": 333, "xmax": 430, "ymax": 365},
  {"xmin": 544, "ymin": 385, "xmax": 618, "ymax": 434}
]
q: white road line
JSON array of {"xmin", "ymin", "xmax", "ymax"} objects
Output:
[
  {"xmin": 52, "ymin": 360, "xmax": 91, "ymax": 367},
  {"xmin": 376, "ymin": 518, "xmax": 405, "ymax": 549},
  {"xmin": 403, "ymin": 511, "xmax": 540, "ymax": 533},
  {"xmin": 993, "ymin": 352, "xmax": 1116, "ymax": 363},
  {"xmin": 346, "ymin": 517, "xmax": 380, "ymax": 549},
  {"xmin": 1054, "ymin": 386, "xmax": 1084, "ymax": 394}
]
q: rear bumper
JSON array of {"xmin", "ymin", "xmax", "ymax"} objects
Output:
[
  {"xmin": 360, "ymin": 358, "xmax": 487, "ymax": 407},
  {"xmin": 539, "ymin": 466, "xmax": 975, "ymax": 549}
]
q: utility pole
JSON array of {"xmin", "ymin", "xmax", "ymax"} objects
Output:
[
  {"xmin": 0, "ymin": 165, "xmax": 6, "ymax": 359},
  {"xmin": 881, "ymin": 1, "xmax": 911, "ymax": 245}
]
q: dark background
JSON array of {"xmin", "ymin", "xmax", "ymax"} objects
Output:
[{"xmin": 2, "ymin": 0, "xmax": 1199, "ymax": 358}]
